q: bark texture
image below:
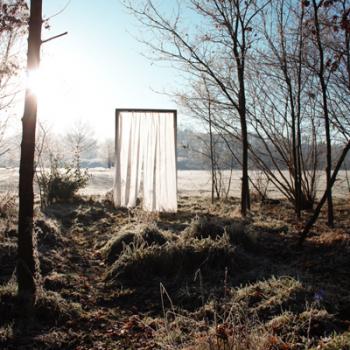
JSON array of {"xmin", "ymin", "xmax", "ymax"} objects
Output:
[{"xmin": 17, "ymin": 0, "xmax": 42, "ymax": 309}]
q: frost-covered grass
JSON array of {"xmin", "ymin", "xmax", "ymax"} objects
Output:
[
  {"xmin": 0, "ymin": 195, "xmax": 349, "ymax": 349},
  {"xmin": 1, "ymin": 168, "xmax": 350, "ymax": 198}
]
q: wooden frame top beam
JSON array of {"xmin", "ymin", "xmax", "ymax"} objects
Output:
[{"xmin": 115, "ymin": 108, "xmax": 177, "ymax": 114}]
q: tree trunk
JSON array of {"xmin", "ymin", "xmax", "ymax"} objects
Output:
[
  {"xmin": 17, "ymin": 0, "xmax": 42, "ymax": 311},
  {"xmin": 312, "ymin": 0, "xmax": 334, "ymax": 227},
  {"xmin": 238, "ymin": 67, "xmax": 249, "ymax": 216},
  {"xmin": 278, "ymin": 5, "xmax": 302, "ymax": 218},
  {"xmin": 285, "ymin": 74, "xmax": 301, "ymax": 218},
  {"xmin": 299, "ymin": 140, "xmax": 350, "ymax": 245},
  {"xmin": 208, "ymin": 98, "xmax": 215, "ymax": 204}
]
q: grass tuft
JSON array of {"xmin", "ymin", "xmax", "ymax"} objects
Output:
[
  {"xmin": 0, "ymin": 282, "xmax": 83, "ymax": 327},
  {"xmin": 101, "ymin": 222, "xmax": 169, "ymax": 264},
  {"xmin": 232, "ymin": 276, "xmax": 311, "ymax": 319},
  {"xmin": 310, "ymin": 331, "xmax": 350, "ymax": 350},
  {"xmin": 35, "ymin": 218, "xmax": 63, "ymax": 249},
  {"xmin": 183, "ymin": 216, "xmax": 225, "ymax": 240},
  {"xmin": 0, "ymin": 282, "xmax": 17, "ymax": 325},
  {"xmin": 35, "ymin": 290, "xmax": 83, "ymax": 325},
  {"xmin": 267, "ymin": 308, "xmax": 340, "ymax": 344},
  {"xmin": 252, "ymin": 218, "xmax": 289, "ymax": 234},
  {"xmin": 105, "ymin": 236, "xmax": 254, "ymax": 286}
]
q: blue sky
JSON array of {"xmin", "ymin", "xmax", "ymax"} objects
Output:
[{"xmin": 39, "ymin": 0, "xmax": 182, "ymax": 139}]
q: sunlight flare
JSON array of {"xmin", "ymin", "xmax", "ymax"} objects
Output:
[{"xmin": 26, "ymin": 68, "xmax": 43, "ymax": 96}]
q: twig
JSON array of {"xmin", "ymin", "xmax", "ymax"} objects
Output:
[{"xmin": 41, "ymin": 31, "xmax": 68, "ymax": 44}]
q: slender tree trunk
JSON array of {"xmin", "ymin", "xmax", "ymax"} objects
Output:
[
  {"xmin": 296, "ymin": 4, "xmax": 304, "ymax": 213},
  {"xmin": 17, "ymin": 0, "xmax": 42, "ymax": 310},
  {"xmin": 321, "ymin": 79, "xmax": 334, "ymax": 226},
  {"xmin": 299, "ymin": 140, "xmax": 350, "ymax": 245},
  {"xmin": 285, "ymin": 74, "xmax": 301, "ymax": 218},
  {"xmin": 238, "ymin": 67, "xmax": 250, "ymax": 216},
  {"xmin": 312, "ymin": 0, "xmax": 334, "ymax": 227},
  {"xmin": 208, "ymin": 97, "xmax": 215, "ymax": 204},
  {"xmin": 241, "ymin": 116, "xmax": 249, "ymax": 215},
  {"xmin": 278, "ymin": 5, "xmax": 301, "ymax": 218}
]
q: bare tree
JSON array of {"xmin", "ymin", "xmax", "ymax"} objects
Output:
[
  {"xmin": 180, "ymin": 99, "xmax": 252, "ymax": 202},
  {"xmin": 256, "ymin": 0, "xmax": 306, "ymax": 216},
  {"xmin": 311, "ymin": 0, "xmax": 334, "ymax": 226},
  {"xmin": 17, "ymin": 0, "xmax": 42, "ymax": 312},
  {"xmin": 326, "ymin": 0, "xmax": 350, "ymax": 141},
  {"xmin": 64, "ymin": 120, "xmax": 97, "ymax": 166},
  {"xmin": 244, "ymin": 0, "xmax": 322, "ymax": 211},
  {"xmin": 98, "ymin": 138, "xmax": 114, "ymax": 168},
  {"xmin": 300, "ymin": 140, "xmax": 350, "ymax": 244},
  {"xmin": 17, "ymin": 0, "xmax": 67, "ymax": 313},
  {"xmin": 125, "ymin": 0, "xmax": 350, "ymax": 237},
  {"xmin": 125, "ymin": 0, "xmax": 270, "ymax": 216}
]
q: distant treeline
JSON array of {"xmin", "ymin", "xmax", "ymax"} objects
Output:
[
  {"xmin": 177, "ymin": 129, "xmax": 350, "ymax": 171},
  {"xmin": 0, "ymin": 128, "xmax": 349, "ymax": 170}
]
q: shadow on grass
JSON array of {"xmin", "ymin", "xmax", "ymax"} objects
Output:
[{"xmin": 1, "ymin": 196, "xmax": 349, "ymax": 349}]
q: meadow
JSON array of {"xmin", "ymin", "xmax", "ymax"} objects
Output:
[{"xmin": 0, "ymin": 168, "xmax": 349, "ymax": 198}]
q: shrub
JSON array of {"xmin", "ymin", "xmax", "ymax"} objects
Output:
[
  {"xmin": 0, "ymin": 193, "xmax": 16, "ymax": 219},
  {"xmin": 36, "ymin": 154, "xmax": 90, "ymax": 207}
]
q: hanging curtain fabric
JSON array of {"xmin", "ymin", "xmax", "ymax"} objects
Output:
[{"xmin": 114, "ymin": 110, "xmax": 177, "ymax": 212}]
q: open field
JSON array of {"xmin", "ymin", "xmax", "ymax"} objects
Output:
[{"xmin": 0, "ymin": 168, "xmax": 349, "ymax": 198}]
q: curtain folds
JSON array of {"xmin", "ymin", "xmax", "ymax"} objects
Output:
[{"xmin": 114, "ymin": 111, "xmax": 177, "ymax": 212}]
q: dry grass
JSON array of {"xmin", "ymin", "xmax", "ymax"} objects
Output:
[
  {"xmin": 310, "ymin": 332, "xmax": 350, "ymax": 350},
  {"xmin": 145, "ymin": 276, "xmax": 347, "ymax": 350},
  {"xmin": 100, "ymin": 222, "xmax": 170, "ymax": 264},
  {"xmin": 0, "ymin": 282, "xmax": 83, "ymax": 327},
  {"xmin": 182, "ymin": 216, "xmax": 225, "ymax": 240},
  {"xmin": 104, "ymin": 236, "xmax": 255, "ymax": 288},
  {"xmin": 34, "ymin": 290, "xmax": 84, "ymax": 325},
  {"xmin": 0, "ymin": 193, "xmax": 17, "ymax": 219},
  {"xmin": 35, "ymin": 217, "xmax": 64, "ymax": 248},
  {"xmin": 252, "ymin": 218, "xmax": 289, "ymax": 235},
  {"xmin": 232, "ymin": 276, "xmax": 311, "ymax": 318},
  {"xmin": 0, "ymin": 195, "xmax": 349, "ymax": 349}
]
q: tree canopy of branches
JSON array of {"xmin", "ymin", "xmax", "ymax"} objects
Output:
[
  {"xmin": 0, "ymin": 0, "xmax": 28, "ymax": 156},
  {"xmin": 125, "ymin": 0, "xmax": 350, "ymax": 231},
  {"xmin": 64, "ymin": 120, "xmax": 97, "ymax": 166},
  {"xmin": 125, "ymin": 0, "xmax": 272, "ymax": 216}
]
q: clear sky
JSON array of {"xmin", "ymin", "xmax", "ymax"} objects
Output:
[{"xmin": 37, "ymin": 0, "xmax": 182, "ymax": 139}]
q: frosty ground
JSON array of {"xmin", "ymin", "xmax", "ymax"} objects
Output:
[
  {"xmin": 0, "ymin": 169, "xmax": 350, "ymax": 349},
  {"xmin": 0, "ymin": 168, "xmax": 349, "ymax": 198}
]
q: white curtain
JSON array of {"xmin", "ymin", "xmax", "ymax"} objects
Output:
[{"xmin": 114, "ymin": 111, "xmax": 177, "ymax": 212}]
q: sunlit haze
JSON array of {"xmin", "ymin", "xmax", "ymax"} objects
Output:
[{"xmin": 33, "ymin": 0, "xmax": 180, "ymax": 139}]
